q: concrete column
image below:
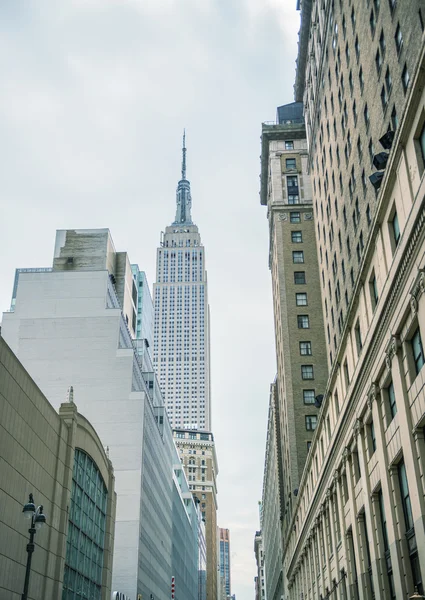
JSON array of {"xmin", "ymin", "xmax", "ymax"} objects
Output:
[
  {"xmin": 371, "ymin": 385, "xmax": 407, "ymax": 599},
  {"xmin": 389, "ymin": 337, "xmax": 425, "ymax": 580},
  {"xmin": 388, "ymin": 465, "xmax": 411, "ymax": 597},
  {"xmin": 356, "ymin": 420, "xmax": 384, "ymax": 600},
  {"xmin": 346, "ymin": 528, "xmax": 360, "ymax": 600},
  {"xmin": 345, "ymin": 449, "xmax": 365, "ymax": 600}
]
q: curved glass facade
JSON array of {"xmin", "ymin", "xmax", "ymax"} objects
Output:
[{"xmin": 62, "ymin": 449, "xmax": 108, "ymax": 600}]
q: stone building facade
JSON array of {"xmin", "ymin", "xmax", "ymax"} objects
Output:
[
  {"xmin": 261, "ymin": 382, "xmax": 284, "ymax": 600},
  {"xmin": 296, "ymin": 0, "xmax": 425, "ymax": 367},
  {"xmin": 260, "ymin": 102, "xmax": 328, "ymax": 578},
  {"xmin": 279, "ymin": 3, "xmax": 425, "ymax": 599},
  {"xmin": 174, "ymin": 429, "xmax": 218, "ymax": 600},
  {"xmin": 0, "ymin": 336, "xmax": 116, "ymax": 600}
]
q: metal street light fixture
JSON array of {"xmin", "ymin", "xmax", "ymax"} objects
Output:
[
  {"xmin": 410, "ymin": 588, "xmax": 425, "ymax": 600},
  {"xmin": 21, "ymin": 493, "xmax": 46, "ymax": 600}
]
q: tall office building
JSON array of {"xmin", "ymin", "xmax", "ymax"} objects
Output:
[
  {"xmin": 260, "ymin": 101, "xmax": 328, "ymax": 544},
  {"xmin": 219, "ymin": 528, "xmax": 231, "ymax": 597},
  {"xmin": 2, "ymin": 229, "xmax": 200, "ymax": 600},
  {"xmin": 259, "ymin": 1, "xmax": 425, "ymax": 599},
  {"xmin": 153, "ymin": 134, "xmax": 211, "ymax": 431}
]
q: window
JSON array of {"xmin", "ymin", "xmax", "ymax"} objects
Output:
[
  {"xmin": 388, "ymin": 0, "xmax": 396, "ymax": 14},
  {"xmin": 296, "ymin": 292, "xmax": 308, "ymax": 307},
  {"xmin": 364, "ymin": 104, "xmax": 370, "ymax": 131},
  {"xmin": 294, "ymin": 271, "xmax": 306, "ymax": 284},
  {"xmin": 369, "ymin": 139, "xmax": 375, "ymax": 164},
  {"xmin": 370, "ymin": 421, "xmax": 376, "ymax": 454},
  {"xmin": 385, "ymin": 67, "xmax": 392, "ymax": 94},
  {"xmin": 355, "ymin": 321, "xmax": 363, "ymax": 354},
  {"xmin": 303, "ymin": 389, "xmax": 315, "ymax": 404},
  {"xmin": 398, "ymin": 461, "xmax": 414, "ymax": 531},
  {"xmin": 302, "ymin": 365, "xmax": 314, "ymax": 380},
  {"xmin": 402, "ymin": 63, "xmax": 410, "ymax": 93},
  {"xmin": 343, "ymin": 360, "xmax": 350, "ymax": 387},
  {"xmin": 392, "ymin": 211, "xmax": 400, "ymax": 246},
  {"xmin": 419, "ymin": 122, "xmax": 425, "ymax": 167},
  {"xmin": 285, "ymin": 140, "xmax": 294, "ymax": 150},
  {"xmin": 287, "ymin": 175, "xmax": 298, "ymax": 188},
  {"xmin": 297, "ymin": 315, "xmax": 310, "ymax": 329},
  {"xmin": 412, "ymin": 328, "xmax": 425, "ymax": 375},
  {"xmin": 355, "ymin": 36, "xmax": 360, "ymax": 60},
  {"xmin": 63, "ymin": 450, "xmax": 108, "ymax": 600},
  {"xmin": 306, "ymin": 415, "xmax": 318, "ymax": 431},
  {"xmin": 388, "ymin": 381, "xmax": 397, "ymax": 420},
  {"xmin": 286, "ymin": 158, "xmax": 296, "ymax": 169},
  {"xmin": 379, "ymin": 30, "xmax": 386, "ymax": 56},
  {"xmin": 293, "ymin": 251, "xmax": 304, "ymax": 263},
  {"xmin": 381, "ymin": 85, "xmax": 388, "ymax": 110},
  {"xmin": 370, "ymin": 10, "xmax": 376, "ymax": 36},
  {"xmin": 395, "ymin": 23, "xmax": 403, "ymax": 54},
  {"xmin": 375, "ymin": 49, "xmax": 382, "ymax": 74},
  {"xmin": 370, "ymin": 273, "xmax": 379, "ymax": 309},
  {"xmin": 359, "ymin": 66, "xmax": 364, "ymax": 93},
  {"xmin": 290, "ymin": 211, "xmax": 301, "ymax": 223},
  {"xmin": 300, "ymin": 341, "xmax": 312, "ymax": 356},
  {"xmin": 291, "ymin": 231, "xmax": 302, "ymax": 243}
]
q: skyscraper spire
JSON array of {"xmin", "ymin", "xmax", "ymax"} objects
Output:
[
  {"xmin": 174, "ymin": 130, "xmax": 193, "ymax": 225},
  {"xmin": 182, "ymin": 129, "xmax": 187, "ymax": 180}
]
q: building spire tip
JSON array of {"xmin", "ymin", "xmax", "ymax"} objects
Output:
[{"xmin": 182, "ymin": 129, "xmax": 187, "ymax": 180}]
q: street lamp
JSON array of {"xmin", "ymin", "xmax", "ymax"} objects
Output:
[
  {"xmin": 21, "ymin": 493, "xmax": 46, "ymax": 600},
  {"xmin": 410, "ymin": 588, "xmax": 425, "ymax": 600}
]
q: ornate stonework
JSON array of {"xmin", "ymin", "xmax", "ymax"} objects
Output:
[
  {"xmin": 410, "ymin": 269, "xmax": 425, "ymax": 315},
  {"xmin": 385, "ymin": 335, "xmax": 400, "ymax": 370},
  {"xmin": 367, "ymin": 383, "xmax": 377, "ymax": 410}
]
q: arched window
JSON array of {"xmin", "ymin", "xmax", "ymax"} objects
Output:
[{"xmin": 62, "ymin": 449, "xmax": 108, "ymax": 600}]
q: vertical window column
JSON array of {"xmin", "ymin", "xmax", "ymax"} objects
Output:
[
  {"xmin": 354, "ymin": 420, "xmax": 380, "ymax": 596},
  {"xmin": 388, "ymin": 334, "xmax": 425, "ymax": 550},
  {"xmin": 344, "ymin": 450, "xmax": 364, "ymax": 594},
  {"xmin": 370, "ymin": 385, "xmax": 406, "ymax": 597},
  {"xmin": 387, "ymin": 465, "xmax": 415, "ymax": 597}
]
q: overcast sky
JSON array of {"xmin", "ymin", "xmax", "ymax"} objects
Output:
[{"xmin": 0, "ymin": 1, "xmax": 299, "ymax": 598}]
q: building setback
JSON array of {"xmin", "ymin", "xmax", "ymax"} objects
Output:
[
  {"xmin": 258, "ymin": 1, "xmax": 425, "ymax": 599},
  {"xmin": 0, "ymin": 336, "xmax": 116, "ymax": 600},
  {"xmin": 1, "ymin": 228, "xmax": 199, "ymax": 600}
]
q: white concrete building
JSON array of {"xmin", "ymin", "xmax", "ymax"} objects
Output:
[
  {"xmin": 153, "ymin": 134, "xmax": 212, "ymax": 431},
  {"xmin": 1, "ymin": 228, "xmax": 199, "ymax": 600}
]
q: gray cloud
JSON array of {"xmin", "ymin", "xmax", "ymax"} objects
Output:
[{"xmin": 0, "ymin": 1, "xmax": 299, "ymax": 597}]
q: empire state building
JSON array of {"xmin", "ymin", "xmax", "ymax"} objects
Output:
[{"xmin": 153, "ymin": 134, "xmax": 211, "ymax": 430}]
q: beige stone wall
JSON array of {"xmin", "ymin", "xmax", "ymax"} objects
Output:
[
  {"xmin": 303, "ymin": 0, "xmax": 425, "ymax": 366},
  {"xmin": 0, "ymin": 337, "xmax": 116, "ymax": 600}
]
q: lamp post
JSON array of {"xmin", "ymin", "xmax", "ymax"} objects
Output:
[
  {"xmin": 410, "ymin": 588, "xmax": 425, "ymax": 600},
  {"xmin": 21, "ymin": 493, "xmax": 46, "ymax": 600}
]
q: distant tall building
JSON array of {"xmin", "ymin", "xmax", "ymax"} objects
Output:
[
  {"xmin": 219, "ymin": 528, "xmax": 231, "ymax": 597},
  {"xmin": 174, "ymin": 428, "xmax": 219, "ymax": 600},
  {"xmin": 153, "ymin": 134, "xmax": 211, "ymax": 430}
]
